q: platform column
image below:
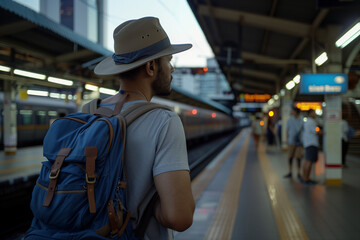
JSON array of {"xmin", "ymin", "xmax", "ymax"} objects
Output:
[
  {"xmin": 322, "ymin": 25, "xmax": 343, "ymax": 186},
  {"xmin": 3, "ymin": 80, "xmax": 17, "ymax": 155}
]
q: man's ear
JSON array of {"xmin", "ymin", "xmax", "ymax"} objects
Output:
[{"xmin": 145, "ymin": 60, "xmax": 156, "ymax": 76}]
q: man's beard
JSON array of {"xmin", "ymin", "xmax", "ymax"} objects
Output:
[{"xmin": 152, "ymin": 68, "xmax": 172, "ymax": 96}]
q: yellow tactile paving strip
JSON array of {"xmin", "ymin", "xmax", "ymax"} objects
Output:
[
  {"xmin": 204, "ymin": 132, "xmax": 250, "ymax": 240},
  {"xmin": 257, "ymin": 142, "xmax": 309, "ymax": 240},
  {"xmin": 191, "ymin": 130, "xmax": 245, "ymax": 201}
]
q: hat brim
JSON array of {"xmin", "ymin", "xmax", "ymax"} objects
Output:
[{"xmin": 94, "ymin": 43, "xmax": 192, "ymax": 76}]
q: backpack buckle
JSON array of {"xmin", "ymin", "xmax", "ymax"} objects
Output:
[
  {"xmin": 49, "ymin": 169, "xmax": 60, "ymax": 179},
  {"xmin": 86, "ymin": 173, "xmax": 96, "ymax": 184}
]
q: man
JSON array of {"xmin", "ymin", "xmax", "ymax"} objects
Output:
[
  {"xmin": 94, "ymin": 17, "xmax": 195, "ymax": 239},
  {"xmin": 301, "ymin": 109, "xmax": 320, "ymax": 184},
  {"xmin": 284, "ymin": 106, "xmax": 303, "ymax": 179}
]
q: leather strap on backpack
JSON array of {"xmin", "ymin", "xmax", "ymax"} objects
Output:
[
  {"xmin": 85, "ymin": 146, "xmax": 97, "ymax": 213},
  {"xmin": 43, "ymin": 148, "xmax": 72, "ymax": 207}
]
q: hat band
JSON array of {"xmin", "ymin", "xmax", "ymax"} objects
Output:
[{"xmin": 112, "ymin": 37, "xmax": 170, "ymax": 64}]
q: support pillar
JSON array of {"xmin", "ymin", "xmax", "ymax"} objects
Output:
[
  {"xmin": 3, "ymin": 80, "xmax": 17, "ymax": 155},
  {"xmin": 323, "ymin": 25, "xmax": 343, "ymax": 185}
]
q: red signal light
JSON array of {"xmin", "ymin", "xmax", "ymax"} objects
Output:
[
  {"xmin": 192, "ymin": 109, "xmax": 197, "ymax": 115},
  {"xmin": 211, "ymin": 113, "xmax": 216, "ymax": 118}
]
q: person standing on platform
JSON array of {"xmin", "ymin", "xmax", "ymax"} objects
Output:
[
  {"xmin": 252, "ymin": 115, "xmax": 262, "ymax": 147},
  {"xmin": 284, "ymin": 107, "xmax": 303, "ymax": 179},
  {"xmin": 301, "ymin": 109, "xmax": 320, "ymax": 184},
  {"xmin": 341, "ymin": 114, "xmax": 350, "ymax": 168},
  {"xmin": 94, "ymin": 17, "xmax": 195, "ymax": 239}
]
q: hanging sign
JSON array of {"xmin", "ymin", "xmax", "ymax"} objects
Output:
[{"xmin": 300, "ymin": 73, "xmax": 347, "ymax": 94}]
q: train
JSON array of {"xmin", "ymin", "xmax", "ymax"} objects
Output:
[{"xmin": 0, "ymin": 93, "xmax": 239, "ymax": 148}]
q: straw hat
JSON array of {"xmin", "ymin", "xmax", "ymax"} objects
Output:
[{"xmin": 94, "ymin": 17, "xmax": 192, "ymax": 75}]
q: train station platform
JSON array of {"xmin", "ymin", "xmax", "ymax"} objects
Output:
[
  {"xmin": 176, "ymin": 128, "xmax": 360, "ymax": 240},
  {"xmin": 1, "ymin": 128, "xmax": 360, "ymax": 239}
]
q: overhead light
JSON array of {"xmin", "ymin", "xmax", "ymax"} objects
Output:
[
  {"xmin": 268, "ymin": 99, "xmax": 274, "ymax": 105},
  {"xmin": 355, "ymin": 100, "xmax": 360, "ymax": 105},
  {"xmin": 0, "ymin": 65, "xmax": 11, "ymax": 72},
  {"xmin": 315, "ymin": 52, "xmax": 328, "ymax": 66},
  {"xmin": 85, "ymin": 84, "xmax": 99, "ymax": 91},
  {"xmin": 335, "ymin": 22, "xmax": 360, "ymax": 48},
  {"xmin": 14, "ymin": 69, "xmax": 46, "ymax": 80},
  {"xmin": 273, "ymin": 94, "xmax": 279, "ymax": 100},
  {"xmin": 99, "ymin": 87, "xmax": 117, "ymax": 95},
  {"xmin": 286, "ymin": 80, "xmax": 295, "ymax": 90},
  {"xmin": 48, "ymin": 76, "xmax": 73, "ymax": 86},
  {"xmin": 293, "ymin": 74, "xmax": 301, "ymax": 84},
  {"xmin": 27, "ymin": 90, "xmax": 48, "ymax": 96},
  {"xmin": 49, "ymin": 93, "xmax": 60, "ymax": 99}
]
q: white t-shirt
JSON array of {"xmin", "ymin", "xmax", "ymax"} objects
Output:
[
  {"xmin": 102, "ymin": 100, "xmax": 189, "ymax": 240},
  {"xmin": 302, "ymin": 117, "xmax": 319, "ymax": 148}
]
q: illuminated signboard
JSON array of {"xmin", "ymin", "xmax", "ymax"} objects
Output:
[
  {"xmin": 300, "ymin": 73, "xmax": 347, "ymax": 94},
  {"xmin": 240, "ymin": 94, "xmax": 271, "ymax": 102},
  {"xmin": 295, "ymin": 102, "xmax": 322, "ymax": 111}
]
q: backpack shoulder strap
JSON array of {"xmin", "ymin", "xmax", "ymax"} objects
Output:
[
  {"xmin": 82, "ymin": 99, "xmax": 101, "ymax": 114},
  {"xmin": 121, "ymin": 102, "xmax": 172, "ymax": 127}
]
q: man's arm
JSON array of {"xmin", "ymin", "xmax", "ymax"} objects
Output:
[{"xmin": 154, "ymin": 170, "xmax": 195, "ymax": 232}]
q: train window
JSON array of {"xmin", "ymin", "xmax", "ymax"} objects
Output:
[
  {"xmin": 48, "ymin": 111, "xmax": 58, "ymax": 117},
  {"xmin": 36, "ymin": 111, "xmax": 47, "ymax": 125},
  {"xmin": 20, "ymin": 109, "xmax": 33, "ymax": 125}
]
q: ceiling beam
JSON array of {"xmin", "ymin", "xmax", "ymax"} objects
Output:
[
  {"xmin": 242, "ymin": 52, "xmax": 310, "ymax": 65},
  {"xmin": 241, "ymin": 68, "xmax": 278, "ymax": 82},
  {"xmin": 0, "ymin": 37, "xmax": 55, "ymax": 63},
  {"xmin": 0, "ymin": 21, "xmax": 35, "ymax": 37},
  {"xmin": 198, "ymin": 4, "xmax": 312, "ymax": 37},
  {"xmin": 55, "ymin": 49, "xmax": 95, "ymax": 62}
]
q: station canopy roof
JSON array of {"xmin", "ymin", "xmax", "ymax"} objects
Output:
[
  {"xmin": 186, "ymin": 0, "xmax": 360, "ymax": 102},
  {"xmin": 0, "ymin": 0, "xmax": 231, "ymax": 115}
]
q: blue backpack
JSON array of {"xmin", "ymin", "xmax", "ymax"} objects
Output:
[{"xmin": 25, "ymin": 98, "xmax": 167, "ymax": 240}]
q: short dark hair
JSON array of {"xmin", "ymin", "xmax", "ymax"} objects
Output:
[
  {"xmin": 118, "ymin": 58, "xmax": 161, "ymax": 79},
  {"xmin": 118, "ymin": 64, "xmax": 145, "ymax": 79},
  {"xmin": 292, "ymin": 106, "xmax": 300, "ymax": 114}
]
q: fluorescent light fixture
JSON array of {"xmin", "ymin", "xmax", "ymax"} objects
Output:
[
  {"xmin": 0, "ymin": 65, "xmax": 11, "ymax": 72},
  {"xmin": 315, "ymin": 52, "xmax": 328, "ymax": 66},
  {"xmin": 268, "ymin": 99, "xmax": 274, "ymax": 105},
  {"xmin": 14, "ymin": 69, "xmax": 46, "ymax": 80},
  {"xmin": 85, "ymin": 84, "xmax": 99, "ymax": 91},
  {"xmin": 335, "ymin": 22, "xmax": 360, "ymax": 48},
  {"xmin": 274, "ymin": 94, "xmax": 279, "ymax": 100},
  {"xmin": 355, "ymin": 100, "xmax": 360, "ymax": 105},
  {"xmin": 49, "ymin": 93, "xmax": 60, "ymax": 99},
  {"xmin": 60, "ymin": 94, "xmax": 66, "ymax": 99},
  {"xmin": 99, "ymin": 87, "xmax": 117, "ymax": 95},
  {"xmin": 286, "ymin": 80, "xmax": 295, "ymax": 90},
  {"xmin": 293, "ymin": 74, "xmax": 301, "ymax": 84},
  {"xmin": 48, "ymin": 76, "xmax": 73, "ymax": 86},
  {"xmin": 27, "ymin": 90, "xmax": 48, "ymax": 97}
]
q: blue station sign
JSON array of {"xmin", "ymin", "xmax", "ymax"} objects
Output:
[{"xmin": 300, "ymin": 73, "xmax": 348, "ymax": 94}]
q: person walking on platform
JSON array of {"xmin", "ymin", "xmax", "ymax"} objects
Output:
[
  {"xmin": 284, "ymin": 106, "xmax": 303, "ymax": 179},
  {"xmin": 93, "ymin": 17, "xmax": 195, "ymax": 239},
  {"xmin": 301, "ymin": 109, "xmax": 320, "ymax": 184}
]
